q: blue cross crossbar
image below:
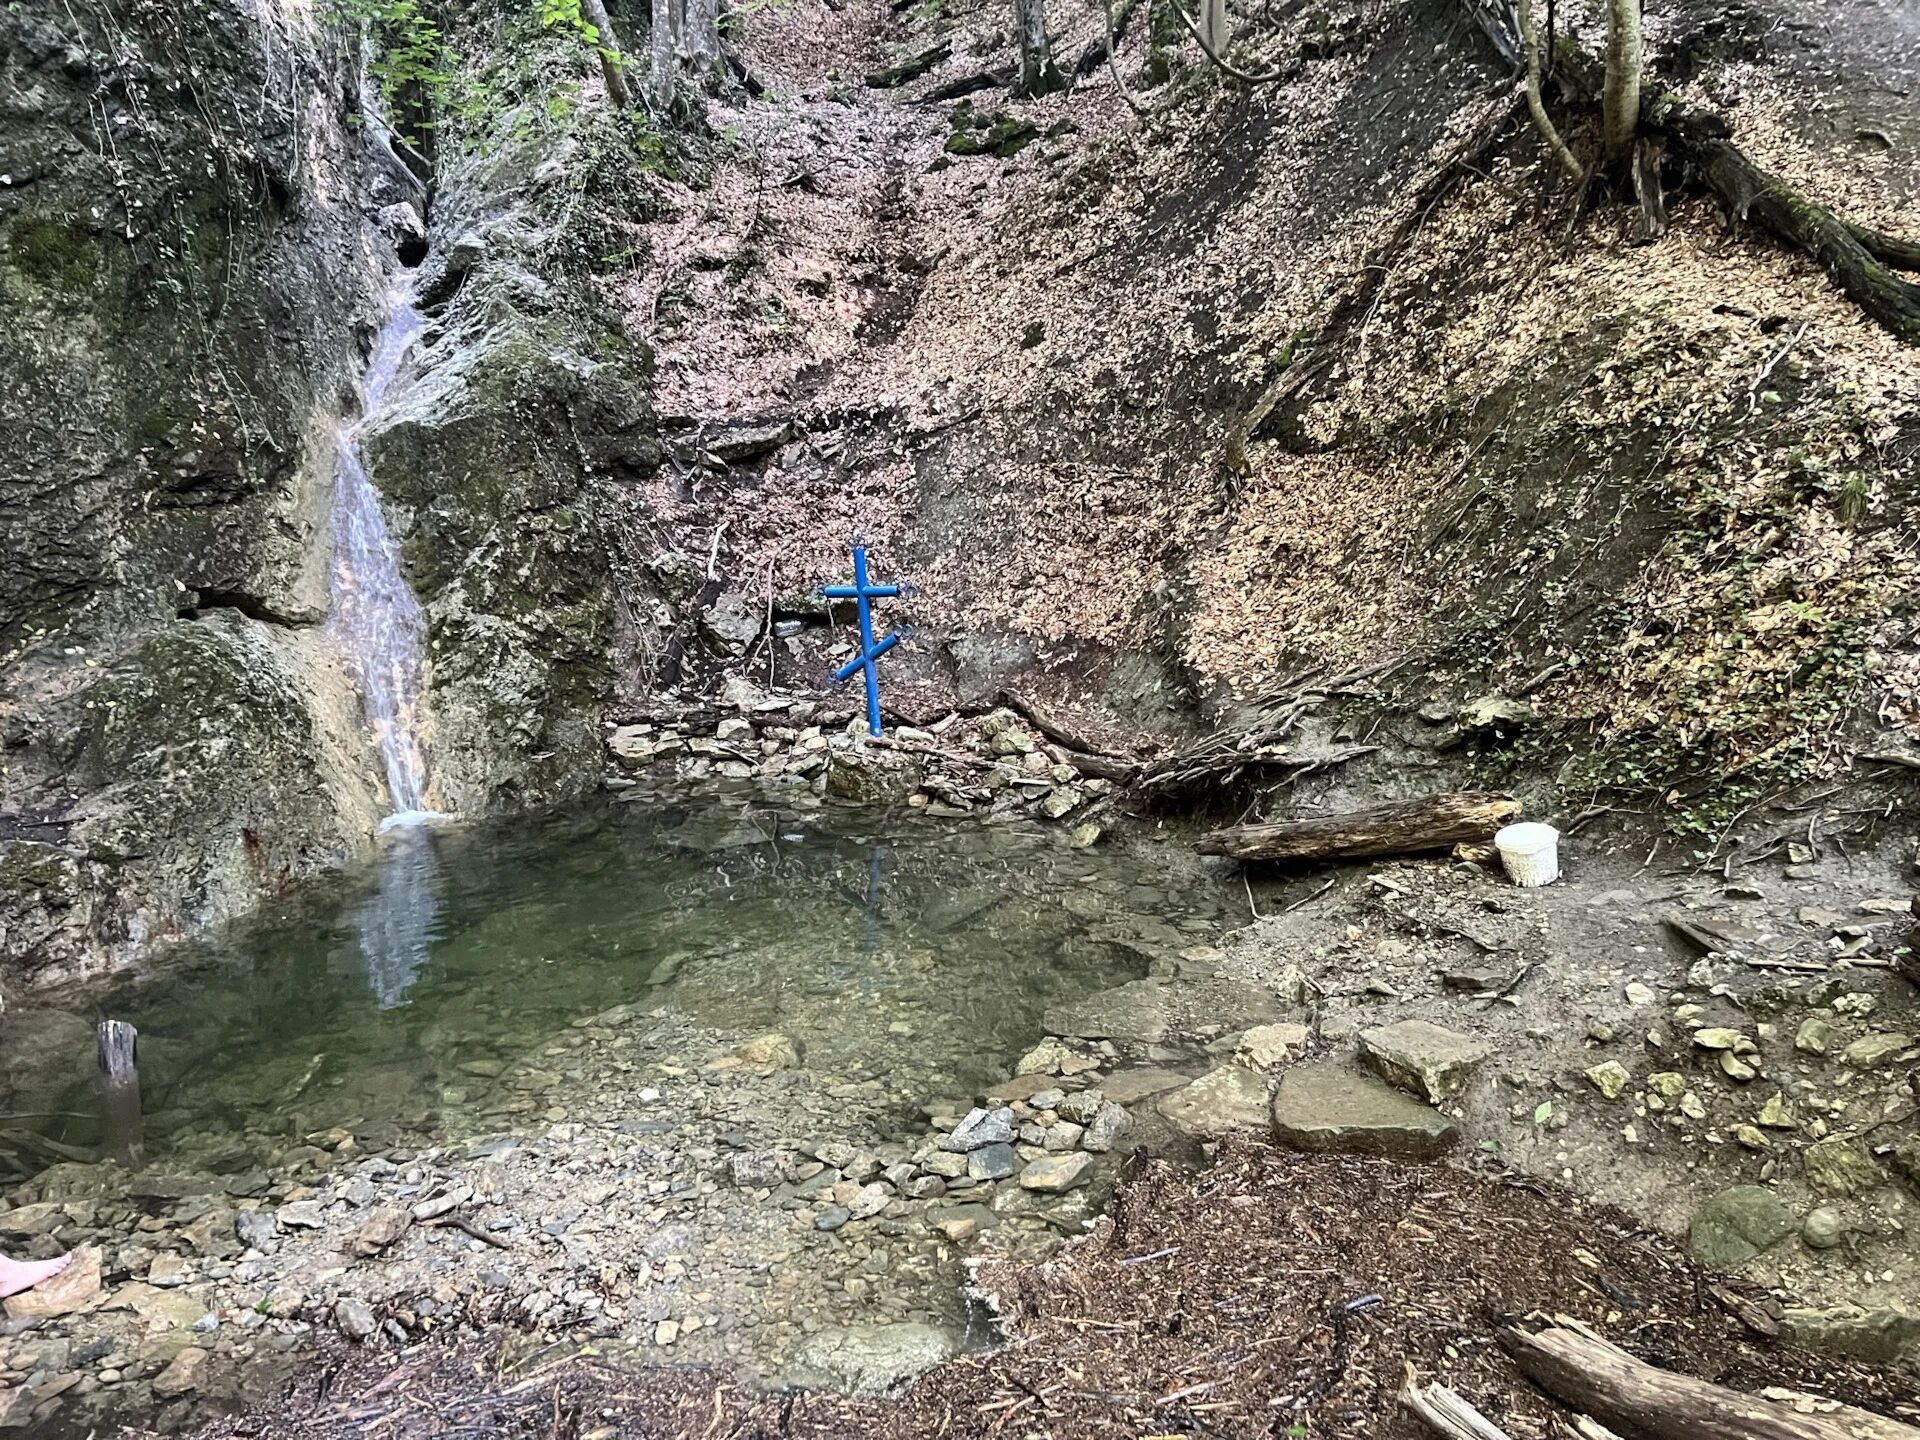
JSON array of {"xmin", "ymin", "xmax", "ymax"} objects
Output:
[{"xmin": 825, "ymin": 544, "xmax": 906, "ymax": 737}]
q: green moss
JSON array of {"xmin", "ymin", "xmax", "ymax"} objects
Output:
[{"xmin": 7, "ymin": 215, "xmax": 98, "ymax": 292}]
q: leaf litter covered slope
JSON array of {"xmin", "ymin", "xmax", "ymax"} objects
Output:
[
  {"xmin": 184, "ymin": 1147, "xmax": 1920, "ymax": 1439},
  {"xmin": 618, "ymin": 0, "xmax": 1920, "ymax": 810}
]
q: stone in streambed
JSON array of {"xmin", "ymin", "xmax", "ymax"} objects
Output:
[
  {"xmin": 1101, "ymin": 1068, "xmax": 1189, "ymax": 1104},
  {"xmin": 1236, "ymin": 1022, "xmax": 1309, "ymax": 1069},
  {"xmin": 1268, "ymin": 1064, "xmax": 1458, "ymax": 1161},
  {"xmin": 1357, "ymin": 1020, "xmax": 1489, "ymax": 1103},
  {"xmin": 334, "ymin": 1297, "xmax": 379, "ymax": 1341},
  {"xmin": 941, "ymin": 1107, "xmax": 1015, "ymax": 1152},
  {"xmin": 1157, "ymin": 1065, "xmax": 1270, "ymax": 1138},
  {"xmin": 738, "ymin": 1033, "xmax": 803, "ymax": 1068},
  {"xmin": 1804, "ymin": 1139, "xmax": 1882, "ymax": 1197},
  {"xmin": 151, "ymin": 1345, "xmax": 211, "ymax": 1397},
  {"xmin": 1802, "ymin": 1207, "xmax": 1847, "ymax": 1250},
  {"xmin": 1044, "ymin": 980, "xmax": 1173, "ymax": 1044},
  {"xmin": 1018, "ymin": 1153, "xmax": 1093, "ymax": 1192},
  {"xmin": 1, "ymin": 1246, "xmax": 100, "ymax": 1320},
  {"xmin": 967, "ymin": 1144, "xmax": 1018, "ymax": 1181},
  {"xmin": 1013, "ymin": 1038, "xmax": 1102, "ymax": 1076},
  {"xmin": 1081, "ymin": 1101, "xmax": 1131, "ymax": 1153},
  {"xmin": 1689, "ymin": 1186, "xmax": 1795, "ymax": 1268}
]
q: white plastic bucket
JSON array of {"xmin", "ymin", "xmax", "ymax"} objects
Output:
[{"xmin": 1495, "ymin": 821, "xmax": 1560, "ymax": 887}]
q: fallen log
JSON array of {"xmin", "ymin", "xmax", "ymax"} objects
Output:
[
  {"xmin": 1401, "ymin": 1378, "xmax": 1517, "ymax": 1439},
  {"xmin": 1499, "ymin": 1324, "xmax": 1920, "ymax": 1440},
  {"xmin": 865, "ymin": 41, "xmax": 951, "ymax": 88},
  {"xmin": 1196, "ymin": 792, "xmax": 1520, "ymax": 861}
]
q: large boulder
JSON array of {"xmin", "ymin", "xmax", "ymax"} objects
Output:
[
  {"xmin": 1269, "ymin": 1064, "xmax": 1458, "ymax": 1160},
  {"xmin": 823, "ymin": 747, "xmax": 924, "ymax": 805}
]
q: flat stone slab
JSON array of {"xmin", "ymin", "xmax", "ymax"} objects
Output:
[
  {"xmin": 1019, "ymin": 1153, "xmax": 1094, "ymax": 1192},
  {"xmin": 1044, "ymin": 980, "xmax": 1174, "ymax": 1044},
  {"xmin": 780, "ymin": 1322, "xmax": 959, "ymax": 1395},
  {"xmin": 1689, "ymin": 1185, "xmax": 1796, "ymax": 1268},
  {"xmin": 1269, "ymin": 1064, "xmax": 1458, "ymax": 1161},
  {"xmin": 1157, "ymin": 1065, "xmax": 1271, "ymax": 1139},
  {"xmin": 1357, "ymin": 1019, "xmax": 1490, "ymax": 1103},
  {"xmin": 1101, "ymin": 1067, "xmax": 1191, "ymax": 1105}
]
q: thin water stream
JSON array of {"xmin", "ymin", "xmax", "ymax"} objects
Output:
[{"xmin": 326, "ymin": 284, "xmax": 436, "ymax": 823}]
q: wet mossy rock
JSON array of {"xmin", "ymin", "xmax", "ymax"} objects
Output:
[{"xmin": 0, "ymin": 0, "xmax": 376, "ymax": 985}]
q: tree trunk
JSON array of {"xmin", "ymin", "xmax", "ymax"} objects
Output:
[
  {"xmin": 1601, "ymin": 0, "xmax": 1641, "ymax": 167},
  {"xmin": 649, "ymin": 0, "xmax": 684, "ymax": 109},
  {"xmin": 1013, "ymin": 0, "xmax": 1062, "ymax": 96},
  {"xmin": 683, "ymin": 0, "xmax": 721, "ymax": 89},
  {"xmin": 1198, "ymin": 0, "xmax": 1227, "ymax": 64},
  {"xmin": 1453, "ymin": 0, "xmax": 1920, "ymax": 345},
  {"xmin": 1195, "ymin": 793, "xmax": 1521, "ymax": 862},
  {"xmin": 1500, "ymin": 1325, "xmax": 1920, "ymax": 1440},
  {"xmin": 578, "ymin": 0, "xmax": 634, "ymax": 109}
]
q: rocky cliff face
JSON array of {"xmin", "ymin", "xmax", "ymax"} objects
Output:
[
  {"xmin": 1, "ymin": 1, "xmax": 397, "ymax": 987},
  {"xmin": 0, "ymin": 2, "xmax": 675, "ymax": 990}
]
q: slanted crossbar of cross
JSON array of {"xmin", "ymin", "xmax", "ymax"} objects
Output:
[{"xmin": 825, "ymin": 543, "xmax": 905, "ymax": 737}]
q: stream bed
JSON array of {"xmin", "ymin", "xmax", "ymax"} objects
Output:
[{"xmin": 1, "ymin": 785, "xmax": 1236, "ymax": 1432}]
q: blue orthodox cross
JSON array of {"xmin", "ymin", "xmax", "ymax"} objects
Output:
[{"xmin": 825, "ymin": 543, "xmax": 905, "ymax": 737}]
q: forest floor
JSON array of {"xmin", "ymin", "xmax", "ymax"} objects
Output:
[{"xmin": 178, "ymin": 1144, "xmax": 1919, "ymax": 1439}]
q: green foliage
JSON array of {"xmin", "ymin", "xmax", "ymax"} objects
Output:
[{"xmin": 333, "ymin": 0, "xmax": 456, "ymax": 133}]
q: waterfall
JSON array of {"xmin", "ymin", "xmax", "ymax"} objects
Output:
[
  {"xmin": 327, "ymin": 281, "xmax": 446, "ymax": 1008},
  {"xmin": 327, "ymin": 285, "xmax": 436, "ymax": 822}
]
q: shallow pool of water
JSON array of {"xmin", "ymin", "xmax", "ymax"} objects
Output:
[{"xmin": 6, "ymin": 787, "xmax": 1231, "ymax": 1180}]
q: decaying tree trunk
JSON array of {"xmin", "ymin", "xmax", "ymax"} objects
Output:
[
  {"xmin": 578, "ymin": 0, "xmax": 635, "ymax": 109},
  {"xmin": 1013, "ymin": 0, "xmax": 1063, "ymax": 96},
  {"xmin": 1501, "ymin": 1324, "xmax": 1920, "ymax": 1440},
  {"xmin": 1600, "ymin": 0, "xmax": 1640, "ymax": 168},
  {"xmin": 1196, "ymin": 792, "xmax": 1520, "ymax": 861},
  {"xmin": 1401, "ymin": 1379, "xmax": 1516, "ymax": 1440}
]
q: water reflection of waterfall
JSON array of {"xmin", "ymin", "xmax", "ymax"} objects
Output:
[
  {"xmin": 328, "ymin": 285, "xmax": 433, "ymax": 818},
  {"xmin": 353, "ymin": 823, "xmax": 443, "ymax": 1009},
  {"xmin": 327, "ymin": 280, "xmax": 448, "ymax": 1005}
]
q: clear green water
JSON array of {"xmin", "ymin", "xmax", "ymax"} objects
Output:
[{"xmin": 6, "ymin": 788, "xmax": 1231, "ymax": 1177}]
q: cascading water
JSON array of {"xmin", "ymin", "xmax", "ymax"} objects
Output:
[
  {"xmin": 328, "ymin": 285, "xmax": 434, "ymax": 821},
  {"xmin": 326, "ymin": 281, "xmax": 445, "ymax": 1007}
]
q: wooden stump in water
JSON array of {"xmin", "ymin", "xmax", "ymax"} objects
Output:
[{"xmin": 96, "ymin": 1020, "xmax": 144, "ymax": 1170}]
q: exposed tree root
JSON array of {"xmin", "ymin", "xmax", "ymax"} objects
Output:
[{"xmin": 1463, "ymin": 0, "xmax": 1920, "ymax": 345}]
